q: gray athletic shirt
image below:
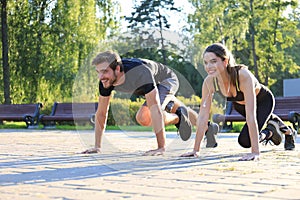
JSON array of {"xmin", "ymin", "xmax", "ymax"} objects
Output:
[{"xmin": 99, "ymin": 58, "xmax": 178, "ymax": 96}]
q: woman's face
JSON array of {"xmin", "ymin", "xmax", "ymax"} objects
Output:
[{"xmin": 203, "ymin": 52, "xmax": 227, "ymax": 77}]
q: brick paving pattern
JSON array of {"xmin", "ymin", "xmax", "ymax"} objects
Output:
[{"xmin": 0, "ymin": 129, "xmax": 299, "ymax": 199}]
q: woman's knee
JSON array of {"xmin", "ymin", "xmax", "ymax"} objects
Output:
[{"xmin": 238, "ymin": 134, "xmax": 251, "ymax": 148}]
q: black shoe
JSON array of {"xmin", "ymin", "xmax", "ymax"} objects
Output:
[
  {"xmin": 259, "ymin": 121, "xmax": 282, "ymax": 146},
  {"xmin": 205, "ymin": 122, "xmax": 219, "ymax": 148},
  {"xmin": 175, "ymin": 106, "xmax": 192, "ymax": 141},
  {"xmin": 259, "ymin": 129, "xmax": 270, "ymax": 145},
  {"xmin": 269, "ymin": 118, "xmax": 291, "ymax": 134},
  {"xmin": 266, "ymin": 120, "xmax": 282, "ymax": 145},
  {"xmin": 284, "ymin": 129, "xmax": 296, "ymax": 150}
]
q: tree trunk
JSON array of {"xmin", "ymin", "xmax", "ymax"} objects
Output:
[
  {"xmin": 158, "ymin": 9, "xmax": 167, "ymax": 64},
  {"xmin": 249, "ymin": 0, "xmax": 259, "ymax": 82},
  {"xmin": 1, "ymin": 0, "xmax": 11, "ymax": 104}
]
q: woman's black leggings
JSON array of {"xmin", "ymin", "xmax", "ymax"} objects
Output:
[{"xmin": 234, "ymin": 85, "xmax": 277, "ymax": 148}]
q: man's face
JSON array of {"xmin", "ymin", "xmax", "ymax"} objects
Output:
[{"xmin": 95, "ymin": 62, "xmax": 117, "ymax": 88}]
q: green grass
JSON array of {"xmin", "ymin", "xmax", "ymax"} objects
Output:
[
  {"xmin": 0, "ymin": 121, "xmax": 240, "ymax": 132},
  {"xmin": 0, "ymin": 121, "xmax": 179, "ymax": 131},
  {"xmin": 232, "ymin": 122, "xmax": 244, "ymax": 133},
  {"xmin": 1, "ymin": 121, "xmax": 298, "ymax": 135},
  {"xmin": 6, "ymin": 121, "xmax": 288, "ymax": 133},
  {"xmin": 0, "ymin": 122, "xmax": 30, "ymax": 129}
]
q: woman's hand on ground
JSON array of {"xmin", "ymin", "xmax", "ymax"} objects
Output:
[
  {"xmin": 81, "ymin": 147, "xmax": 101, "ymax": 154},
  {"xmin": 143, "ymin": 147, "xmax": 165, "ymax": 156},
  {"xmin": 239, "ymin": 153, "xmax": 259, "ymax": 161},
  {"xmin": 180, "ymin": 150, "xmax": 199, "ymax": 158}
]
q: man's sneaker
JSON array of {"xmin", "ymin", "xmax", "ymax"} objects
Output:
[
  {"xmin": 284, "ymin": 128, "xmax": 296, "ymax": 150},
  {"xmin": 175, "ymin": 106, "xmax": 192, "ymax": 141},
  {"xmin": 259, "ymin": 120, "xmax": 282, "ymax": 145},
  {"xmin": 205, "ymin": 122, "xmax": 219, "ymax": 148}
]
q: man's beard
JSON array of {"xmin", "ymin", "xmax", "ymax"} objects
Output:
[{"xmin": 102, "ymin": 71, "xmax": 117, "ymax": 88}]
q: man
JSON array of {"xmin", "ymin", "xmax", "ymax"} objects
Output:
[{"xmin": 82, "ymin": 50, "xmax": 218, "ymax": 155}]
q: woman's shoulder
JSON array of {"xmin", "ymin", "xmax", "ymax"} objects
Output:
[
  {"xmin": 204, "ymin": 75, "xmax": 214, "ymax": 84},
  {"xmin": 203, "ymin": 75, "xmax": 216, "ymax": 92},
  {"xmin": 237, "ymin": 66, "xmax": 260, "ymax": 85},
  {"xmin": 237, "ymin": 66, "xmax": 252, "ymax": 78}
]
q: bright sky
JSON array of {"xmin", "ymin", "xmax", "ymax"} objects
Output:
[{"xmin": 117, "ymin": 0, "xmax": 195, "ymax": 31}]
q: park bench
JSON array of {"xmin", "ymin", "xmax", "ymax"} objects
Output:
[
  {"xmin": 39, "ymin": 102, "xmax": 98, "ymax": 128},
  {"xmin": 0, "ymin": 103, "xmax": 42, "ymax": 128},
  {"xmin": 212, "ymin": 96, "xmax": 300, "ymax": 132}
]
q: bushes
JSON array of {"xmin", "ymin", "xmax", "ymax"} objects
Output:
[
  {"xmin": 107, "ymin": 98, "xmax": 143, "ymax": 126},
  {"xmin": 106, "ymin": 95, "xmax": 223, "ymax": 126}
]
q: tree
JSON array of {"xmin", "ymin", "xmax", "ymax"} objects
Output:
[
  {"xmin": 1, "ymin": 0, "xmax": 11, "ymax": 104},
  {"xmin": 126, "ymin": 0, "xmax": 181, "ymax": 64},
  {"xmin": 2, "ymin": 0, "xmax": 118, "ymax": 105},
  {"xmin": 187, "ymin": 0, "xmax": 300, "ymax": 96}
]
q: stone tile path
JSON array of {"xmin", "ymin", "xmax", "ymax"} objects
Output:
[{"xmin": 0, "ymin": 129, "xmax": 299, "ymax": 199}]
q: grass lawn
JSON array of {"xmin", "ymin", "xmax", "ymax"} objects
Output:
[
  {"xmin": 0, "ymin": 121, "xmax": 245, "ymax": 132},
  {"xmin": 0, "ymin": 121, "xmax": 180, "ymax": 132}
]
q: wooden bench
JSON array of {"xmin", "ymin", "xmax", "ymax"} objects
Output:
[
  {"xmin": 0, "ymin": 103, "xmax": 42, "ymax": 128},
  {"xmin": 39, "ymin": 102, "xmax": 98, "ymax": 128},
  {"xmin": 212, "ymin": 96, "xmax": 300, "ymax": 132}
]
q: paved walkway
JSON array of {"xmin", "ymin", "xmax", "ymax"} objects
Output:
[{"xmin": 0, "ymin": 129, "xmax": 299, "ymax": 200}]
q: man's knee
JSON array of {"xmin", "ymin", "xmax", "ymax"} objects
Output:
[{"xmin": 136, "ymin": 108, "xmax": 152, "ymax": 126}]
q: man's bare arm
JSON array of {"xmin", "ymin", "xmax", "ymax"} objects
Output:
[
  {"xmin": 82, "ymin": 95, "xmax": 111, "ymax": 154},
  {"xmin": 143, "ymin": 88, "xmax": 166, "ymax": 155}
]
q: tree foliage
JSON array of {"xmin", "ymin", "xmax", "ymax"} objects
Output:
[
  {"xmin": 126, "ymin": 0, "xmax": 181, "ymax": 64},
  {"xmin": 0, "ymin": 0, "xmax": 117, "ymax": 105},
  {"xmin": 1, "ymin": 0, "xmax": 10, "ymax": 104},
  {"xmin": 1, "ymin": 0, "xmax": 300, "ymax": 107},
  {"xmin": 188, "ymin": 0, "xmax": 300, "ymax": 96}
]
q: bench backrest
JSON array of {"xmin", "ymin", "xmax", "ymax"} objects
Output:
[
  {"xmin": 227, "ymin": 96, "xmax": 300, "ymax": 116},
  {"xmin": 0, "ymin": 104, "xmax": 41, "ymax": 115},
  {"xmin": 274, "ymin": 96, "xmax": 300, "ymax": 111},
  {"xmin": 52, "ymin": 102, "xmax": 98, "ymax": 116}
]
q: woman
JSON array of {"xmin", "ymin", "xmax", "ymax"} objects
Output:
[{"xmin": 181, "ymin": 43, "xmax": 295, "ymax": 161}]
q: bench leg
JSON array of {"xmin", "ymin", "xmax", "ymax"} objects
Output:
[
  {"xmin": 219, "ymin": 122, "xmax": 233, "ymax": 132},
  {"xmin": 41, "ymin": 121, "xmax": 56, "ymax": 129},
  {"xmin": 24, "ymin": 116, "xmax": 39, "ymax": 129}
]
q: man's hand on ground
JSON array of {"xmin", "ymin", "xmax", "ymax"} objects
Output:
[
  {"xmin": 81, "ymin": 147, "xmax": 101, "ymax": 154},
  {"xmin": 143, "ymin": 147, "xmax": 165, "ymax": 156},
  {"xmin": 180, "ymin": 150, "xmax": 199, "ymax": 157}
]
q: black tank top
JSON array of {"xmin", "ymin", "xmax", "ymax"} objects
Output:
[{"xmin": 213, "ymin": 69, "xmax": 245, "ymax": 102}]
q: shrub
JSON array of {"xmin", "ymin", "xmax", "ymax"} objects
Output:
[{"xmin": 106, "ymin": 95, "xmax": 223, "ymax": 126}]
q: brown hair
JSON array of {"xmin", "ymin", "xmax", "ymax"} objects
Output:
[
  {"xmin": 203, "ymin": 43, "xmax": 247, "ymax": 87},
  {"xmin": 92, "ymin": 50, "xmax": 123, "ymax": 71}
]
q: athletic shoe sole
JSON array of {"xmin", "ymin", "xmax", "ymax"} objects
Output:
[
  {"xmin": 284, "ymin": 130, "xmax": 296, "ymax": 150},
  {"xmin": 267, "ymin": 120, "xmax": 282, "ymax": 145},
  {"xmin": 176, "ymin": 106, "xmax": 192, "ymax": 141},
  {"xmin": 206, "ymin": 122, "xmax": 219, "ymax": 148}
]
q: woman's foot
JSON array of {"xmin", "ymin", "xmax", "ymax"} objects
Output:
[
  {"xmin": 259, "ymin": 121, "xmax": 282, "ymax": 145},
  {"xmin": 284, "ymin": 127, "xmax": 296, "ymax": 150},
  {"xmin": 268, "ymin": 119, "xmax": 296, "ymax": 150},
  {"xmin": 269, "ymin": 118, "xmax": 292, "ymax": 135}
]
